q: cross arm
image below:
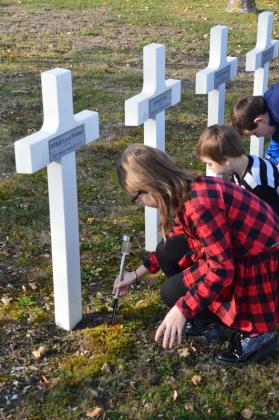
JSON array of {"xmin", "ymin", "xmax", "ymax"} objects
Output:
[
  {"xmin": 196, "ymin": 57, "xmax": 237, "ymax": 94},
  {"xmin": 246, "ymin": 40, "xmax": 279, "ymax": 71},
  {"xmin": 125, "ymin": 79, "xmax": 181, "ymax": 126},
  {"xmin": 14, "ymin": 111, "xmax": 99, "ymax": 174}
]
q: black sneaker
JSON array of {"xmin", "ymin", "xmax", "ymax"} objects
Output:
[
  {"xmin": 184, "ymin": 319, "xmax": 232, "ymax": 343},
  {"xmin": 215, "ymin": 332, "xmax": 278, "ymax": 366}
]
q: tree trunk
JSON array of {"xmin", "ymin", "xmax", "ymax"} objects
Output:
[{"xmin": 227, "ymin": 0, "xmax": 257, "ymax": 12}]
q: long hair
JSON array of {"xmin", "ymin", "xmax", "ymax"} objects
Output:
[{"xmin": 117, "ymin": 144, "xmax": 199, "ymax": 235}]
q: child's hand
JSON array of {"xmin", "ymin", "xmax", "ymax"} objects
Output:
[
  {"xmin": 155, "ymin": 305, "xmax": 186, "ymax": 349},
  {"xmin": 113, "ymin": 271, "xmax": 137, "ymax": 295}
]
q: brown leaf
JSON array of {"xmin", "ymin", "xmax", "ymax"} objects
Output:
[
  {"xmin": 32, "ymin": 345, "xmax": 47, "ymax": 360},
  {"xmin": 241, "ymin": 408, "xmax": 253, "ymax": 419},
  {"xmin": 28, "ymin": 281, "xmax": 38, "ymax": 290},
  {"xmin": 185, "ymin": 403, "xmax": 193, "ymax": 411},
  {"xmin": 86, "ymin": 217, "xmax": 95, "ymax": 225},
  {"xmin": 40, "ymin": 375, "xmax": 50, "ymax": 386},
  {"xmin": 129, "ymin": 381, "xmax": 136, "ymax": 390},
  {"xmin": 177, "ymin": 347, "xmax": 190, "ymax": 358},
  {"xmin": 191, "ymin": 375, "xmax": 202, "ymax": 386},
  {"xmin": 86, "ymin": 407, "xmax": 103, "ymax": 417},
  {"xmin": 1, "ymin": 296, "xmax": 13, "ymax": 305},
  {"xmin": 101, "ymin": 362, "xmax": 110, "ymax": 373}
]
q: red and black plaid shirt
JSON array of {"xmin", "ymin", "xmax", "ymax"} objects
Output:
[{"xmin": 145, "ymin": 177, "xmax": 279, "ymax": 333}]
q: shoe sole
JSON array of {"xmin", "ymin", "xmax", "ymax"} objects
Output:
[{"xmin": 215, "ymin": 338, "xmax": 279, "ymax": 367}]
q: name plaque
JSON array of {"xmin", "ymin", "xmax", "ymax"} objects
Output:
[
  {"xmin": 49, "ymin": 125, "xmax": 86, "ymax": 162},
  {"xmin": 261, "ymin": 46, "xmax": 274, "ymax": 67},
  {"xmin": 214, "ymin": 65, "xmax": 231, "ymax": 89},
  {"xmin": 149, "ymin": 89, "xmax": 171, "ymax": 118}
]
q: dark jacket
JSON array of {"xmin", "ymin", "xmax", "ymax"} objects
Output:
[{"xmin": 264, "ymin": 82, "xmax": 279, "ymax": 127}]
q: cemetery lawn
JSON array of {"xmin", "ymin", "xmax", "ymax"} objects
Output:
[{"xmin": 1, "ymin": 0, "xmax": 279, "ymax": 418}]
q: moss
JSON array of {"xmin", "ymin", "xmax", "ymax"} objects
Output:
[
  {"xmin": 59, "ymin": 353, "xmax": 111, "ymax": 383},
  {"xmin": 0, "ymin": 300, "xmax": 48, "ymax": 323},
  {"xmin": 81, "ymin": 323, "xmax": 136, "ymax": 355},
  {"xmin": 121, "ymin": 291, "xmax": 166, "ymax": 326},
  {"xmin": 59, "ymin": 324, "xmax": 137, "ymax": 384}
]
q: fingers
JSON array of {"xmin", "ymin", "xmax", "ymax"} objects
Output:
[
  {"xmin": 155, "ymin": 323, "xmax": 182, "ymax": 349},
  {"xmin": 119, "ymin": 286, "xmax": 128, "ymax": 296},
  {"xmin": 176, "ymin": 327, "xmax": 182, "ymax": 347},
  {"xmin": 113, "ymin": 278, "xmax": 128, "ymax": 292},
  {"xmin": 168, "ymin": 325, "xmax": 177, "ymax": 349},
  {"xmin": 155, "ymin": 322, "xmax": 165, "ymax": 343}
]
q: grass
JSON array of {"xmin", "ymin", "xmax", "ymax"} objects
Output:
[{"xmin": 1, "ymin": 0, "xmax": 279, "ymax": 418}]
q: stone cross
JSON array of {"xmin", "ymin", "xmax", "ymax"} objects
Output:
[
  {"xmin": 125, "ymin": 43, "xmax": 181, "ymax": 251},
  {"xmin": 14, "ymin": 68, "xmax": 99, "ymax": 331},
  {"xmin": 246, "ymin": 11, "xmax": 279, "ymax": 157},
  {"xmin": 196, "ymin": 25, "xmax": 238, "ymax": 175}
]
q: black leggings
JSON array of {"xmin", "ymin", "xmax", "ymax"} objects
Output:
[{"xmin": 156, "ymin": 235, "xmax": 222, "ymax": 325}]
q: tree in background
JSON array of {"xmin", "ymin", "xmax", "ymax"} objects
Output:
[{"xmin": 227, "ymin": 0, "xmax": 257, "ymax": 12}]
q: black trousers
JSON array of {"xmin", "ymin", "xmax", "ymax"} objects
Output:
[{"xmin": 156, "ymin": 235, "xmax": 222, "ymax": 325}]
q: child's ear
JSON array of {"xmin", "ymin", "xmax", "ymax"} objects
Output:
[
  {"xmin": 223, "ymin": 157, "xmax": 231, "ymax": 165},
  {"xmin": 254, "ymin": 115, "xmax": 265, "ymax": 126}
]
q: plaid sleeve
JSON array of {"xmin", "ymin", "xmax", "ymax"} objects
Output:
[
  {"xmin": 168, "ymin": 221, "xmax": 184, "ymax": 238},
  {"xmin": 176, "ymin": 205, "xmax": 235, "ymax": 318},
  {"xmin": 143, "ymin": 252, "xmax": 160, "ymax": 273}
]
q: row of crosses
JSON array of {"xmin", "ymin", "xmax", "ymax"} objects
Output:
[{"xmin": 14, "ymin": 11, "xmax": 279, "ymax": 331}]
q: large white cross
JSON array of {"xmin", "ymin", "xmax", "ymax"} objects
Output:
[
  {"xmin": 14, "ymin": 68, "xmax": 99, "ymax": 331},
  {"xmin": 125, "ymin": 43, "xmax": 181, "ymax": 251},
  {"xmin": 246, "ymin": 11, "xmax": 279, "ymax": 157},
  {"xmin": 196, "ymin": 25, "xmax": 238, "ymax": 176}
]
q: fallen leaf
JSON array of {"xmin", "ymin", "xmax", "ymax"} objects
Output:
[
  {"xmin": 241, "ymin": 408, "xmax": 253, "ymax": 419},
  {"xmin": 40, "ymin": 375, "xmax": 50, "ymax": 386},
  {"xmin": 86, "ymin": 217, "xmax": 95, "ymax": 224},
  {"xmin": 28, "ymin": 282, "xmax": 38, "ymax": 290},
  {"xmin": 191, "ymin": 375, "xmax": 202, "ymax": 386},
  {"xmin": 101, "ymin": 362, "xmax": 110, "ymax": 373},
  {"xmin": 129, "ymin": 381, "xmax": 136, "ymax": 390},
  {"xmin": 1, "ymin": 297, "xmax": 13, "ymax": 305},
  {"xmin": 185, "ymin": 403, "xmax": 193, "ymax": 411},
  {"xmin": 173, "ymin": 390, "xmax": 178, "ymax": 401},
  {"xmin": 32, "ymin": 345, "xmax": 46, "ymax": 360},
  {"xmin": 86, "ymin": 407, "xmax": 103, "ymax": 417},
  {"xmin": 177, "ymin": 347, "xmax": 190, "ymax": 358}
]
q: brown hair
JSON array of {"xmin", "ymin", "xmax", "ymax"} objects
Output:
[
  {"xmin": 117, "ymin": 144, "xmax": 198, "ymax": 235},
  {"xmin": 231, "ymin": 96, "xmax": 267, "ymax": 134},
  {"xmin": 196, "ymin": 124, "xmax": 245, "ymax": 164}
]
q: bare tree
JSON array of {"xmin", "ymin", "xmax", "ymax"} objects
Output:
[{"xmin": 227, "ymin": 0, "xmax": 257, "ymax": 12}]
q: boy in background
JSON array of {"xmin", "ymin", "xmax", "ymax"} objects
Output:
[
  {"xmin": 196, "ymin": 124, "xmax": 279, "ymax": 217},
  {"xmin": 231, "ymin": 83, "xmax": 279, "ymax": 165}
]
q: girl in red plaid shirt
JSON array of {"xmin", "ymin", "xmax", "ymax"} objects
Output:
[{"xmin": 114, "ymin": 144, "xmax": 279, "ymax": 365}]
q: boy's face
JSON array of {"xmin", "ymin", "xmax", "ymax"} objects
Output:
[
  {"xmin": 199, "ymin": 156, "xmax": 233, "ymax": 175},
  {"xmin": 245, "ymin": 113, "xmax": 276, "ymax": 138}
]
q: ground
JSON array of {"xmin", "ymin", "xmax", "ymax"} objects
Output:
[{"xmin": 0, "ymin": 0, "xmax": 279, "ymax": 419}]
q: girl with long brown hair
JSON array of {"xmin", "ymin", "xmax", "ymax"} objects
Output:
[{"xmin": 114, "ymin": 143, "xmax": 279, "ymax": 366}]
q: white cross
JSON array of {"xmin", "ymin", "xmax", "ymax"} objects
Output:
[
  {"xmin": 246, "ymin": 11, "xmax": 279, "ymax": 157},
  {"xmin": 196, "ymin": 25, "xmax": 238, "ymax": 176},
  {"xmin": 14, "ymin": 68, "xmax": 99, "ymax": 331},
  {"xmin": 125, "ymin": 43, "xmax": 181, "ymax": 251}
]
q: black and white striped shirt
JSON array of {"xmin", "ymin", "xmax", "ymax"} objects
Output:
[{"xmin": 232, "ymin": 155, "xmax": 279, "ymax": 217}]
